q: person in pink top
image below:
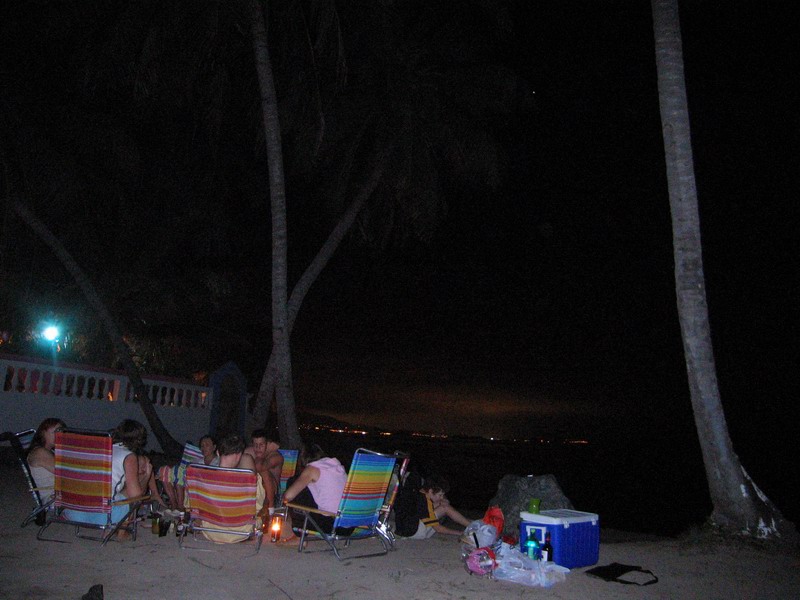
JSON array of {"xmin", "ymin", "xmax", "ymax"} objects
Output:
[{"xmin": 282, "ymin": 442, "xmax": 353, "ymax": 536}]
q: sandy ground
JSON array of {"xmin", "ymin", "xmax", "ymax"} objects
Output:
[{"xmin": 1, "ymin": 463, "xmax": 798, "ymax": 600}]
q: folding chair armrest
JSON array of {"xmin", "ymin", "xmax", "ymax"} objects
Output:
[
  {"xmin": 111, "ymin": 493, "xmax": 150, "ymax": 507},
  {"xmin": 284, "ymin": 502, "xmax": 336, "ymax": 518}
]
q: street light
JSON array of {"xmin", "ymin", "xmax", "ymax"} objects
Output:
[{"xmin": 42, "ymin": 325, "xmax": 60, "ymax": 342}]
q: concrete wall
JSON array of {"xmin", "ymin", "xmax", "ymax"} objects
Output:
[{"xmin": 0, "ymin": 355, "xmax": 215, "ymax": 453}]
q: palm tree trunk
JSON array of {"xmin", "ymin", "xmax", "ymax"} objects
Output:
[
  {"xmin": 251, "ymin": 137, "xmax": 393, "ymax": 439},
  {"xmin": 249, "ymin": 0, "xmax": 300, "ymax": 448},
  {"xmin": 651, "ymin": 0, "xmax": 796, "ymax": 543},
  {"xmin": 11, "ymin": 199, "xmax": 183, "ymax": 459}
]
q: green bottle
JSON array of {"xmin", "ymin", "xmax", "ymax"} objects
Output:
[{"xmin": 525, "ymin": 535, "xmax": 541, "ymax": 560}]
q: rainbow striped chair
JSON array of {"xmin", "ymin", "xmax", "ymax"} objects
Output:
[
  {"xmin": 286, "ymin": 448, "xmax": 399, "ymax": 560},
  {"xmin": 37, "ymin": 430, "xmax": 149, "ymax": 545},
  {"xmin": 277, "ymin": 448, "xmax": 299, "ymax": 497},
  {"xmin": 181, "ymin": 463, "xmax": 263, "ymax": 552},
  {"xmin": 158, "ymin": 441, "xmax": 205, "ymax": 489}
]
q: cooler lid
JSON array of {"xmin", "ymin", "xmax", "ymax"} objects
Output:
[{"xmin": 519, "ymin": 509, "xmax": 599, "ymax": 527}]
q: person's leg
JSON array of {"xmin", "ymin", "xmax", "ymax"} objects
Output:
[
  {"xmin": 175, "ymin": 484, "xmax": 186, "ymax": 511},
  {"xmin": 408, "ymin": 521, "xmax": 436, "ymax": 539},
  {"xmin": 262, "ymin": 471, "xmax": 278, "ymax": 510}
]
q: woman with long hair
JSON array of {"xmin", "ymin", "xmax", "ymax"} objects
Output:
[{"xmin": 27, "ymin": 417, "xmax": 67, "ymax": 501}]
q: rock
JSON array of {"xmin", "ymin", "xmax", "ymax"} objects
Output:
[{"xmin": 488, "ymin": 474, "xmax": 573, "ymax": 538}]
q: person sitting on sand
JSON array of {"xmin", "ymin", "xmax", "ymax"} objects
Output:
[
  {"xmin": 26, "ymin": 417, "xmax": 67, "ymax": 502},
  {"xmin": 282, "ymin": 442, "xmax": 352, "ymax": 536},
  {"xmin": 244, "ymin": 429, "xmax": 283, "ymax": 510},
  {"xmin": 195, "ymin": 433, "xmax": 265, "ymax": 543},
  {"xmin": 394, "ymin": 474, "xmax": 471, "ymax": 539}
]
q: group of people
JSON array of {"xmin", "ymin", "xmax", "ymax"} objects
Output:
[{"xmin": 26, "ymin": 417, "xmax": 471, "ymax": 544}]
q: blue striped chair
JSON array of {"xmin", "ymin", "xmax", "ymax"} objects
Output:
[{"xmin": 285, "ymin": 448, "xmax": 399, "ymax": 560}]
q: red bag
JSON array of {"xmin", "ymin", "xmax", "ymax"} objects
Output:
[{"xmin": 482, "ymin": 506, "xmax": 504, "ymax": 537}]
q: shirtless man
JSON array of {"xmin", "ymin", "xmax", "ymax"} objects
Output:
[{"xmin": 244, "ymin": 429, "xmax": 283, "ymax": 509}]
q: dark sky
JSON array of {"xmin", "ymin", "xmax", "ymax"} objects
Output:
[
  {"xmin": 1, "ymin": 1, "xmax": 797, "ymax": 457},
  {"xmin": 291, "ymin": 1, "xmax": 799, "ymax": 447}
]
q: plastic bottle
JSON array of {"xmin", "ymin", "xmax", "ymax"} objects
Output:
[
  {"xmin": 541, "ymin": 531, "xmax": 553, "ymax": 562},
  {"xmin": 525, "ymin": 536, "xmax": 540, "ymax": 560}
]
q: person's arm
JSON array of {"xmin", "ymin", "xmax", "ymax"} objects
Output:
[
  {"xmin": 28, "ymin": 447, "xmax": 55, "ymax": 473},
  {"xmin": 282, "ymin": 466, "xmax": 319, "ymax": 504},
  {"xmin": 266, "ymin": 452, "xmax": 284, "ymax": 478},
  {"xmin": 431, "ymin": 522, "xmax": 464, "ymax": 536}
]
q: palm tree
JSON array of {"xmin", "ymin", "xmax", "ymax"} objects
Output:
[
  {"xmin": 249, "ymin": 1, "xmax": 527, "ymax": 433},
  {"xmin": 249, "ymin": 0, "xmax": 301, "ymax": 448},
  {"xmin": 651, "ymin": 0, "xmax": 796, "ymax": 542}
]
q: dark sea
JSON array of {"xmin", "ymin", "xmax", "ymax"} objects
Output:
[{"xmin": 311, "ymin": 428, "xmax": 797, "ymax": 537}]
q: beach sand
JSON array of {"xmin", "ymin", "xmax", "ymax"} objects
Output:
[{"xmin": 1, "ymin": 463, "xmax": 798, "ymax": 600}]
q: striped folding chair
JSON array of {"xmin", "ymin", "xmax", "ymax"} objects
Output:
[
  {"xmin": 0, "ymin": 428, "xmax": 53, "ymax": 527},
  {"xmin": 181, "ymin": 463, "xmax": 263, "ymax": 553},
  {"xmin": 37, "ymin": 430, "xmax": 149, "ymax": 545},
  {"xmin": 277, "ymin": 448, "xmax": 299, "ymax": 497},
  {"xmin": 286, "ymin": 448, "xmax": 399, "ymax": 560},
  {"xmin": 159, "ymin": 442, "xmax": 205, "ymax": 491}
]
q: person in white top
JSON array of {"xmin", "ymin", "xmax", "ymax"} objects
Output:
[
  {"xmin": 26, "ymin": 417, "xmax": 67, "ymax": 502},
  {"xmin": 111, "ymin": 419, "xmax": 158, "ymax": 502}
]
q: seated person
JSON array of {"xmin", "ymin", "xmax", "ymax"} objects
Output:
[
  {"xmin": 244, "ymin": 429, "xmax": 283, "ymax": 510},
  {"xmin": 26, "ymin": 417, "xmax": 67, "ymax": 502},
  {"xmin": 63, "ymin": 418, "xmax": 158, "ymax": 530},
  {"xmin": 194, "ymin": 433, "xmax": 265, "ymax": 543},
  {"xmin": 394, "ymin": 474, "xmax": 471, "ymax": 539},
  {"xmin": 282, "ymin": 442, "xmax": 352, "ymax": 536},
  {"xmin": 157, "ymin": 434, "xmax": 219, "ymax": 511}
]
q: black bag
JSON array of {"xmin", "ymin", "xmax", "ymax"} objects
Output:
[
  {"xmin": 586, "ymin": 562, "xmax": 658, "ymax": 586},
  {"xmin": 393, "ymin": 470, "xmax": 423, "ymax": 537}
]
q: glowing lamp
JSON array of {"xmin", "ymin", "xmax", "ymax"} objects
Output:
[
  {"xmin": 42, "ymin": 326, "xmax": 60, "ymax": 341},
  {"xmin": 269, "ymin": 514, "xmax": 283, "ymax": 542}
]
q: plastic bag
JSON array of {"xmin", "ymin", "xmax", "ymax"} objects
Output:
[
  {"xmin": 460, "ymin": 520, "xmax": 498, "ymax": 550},
  {"xmin": 464, "ymin": 547, "xmax": 497, "ymax": 577},
  {"xmin": 493, "ymin": 552, "xmax": 569, "ymax": 588}
]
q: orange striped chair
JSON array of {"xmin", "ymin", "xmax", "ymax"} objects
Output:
[
  {"xmin": 37, "ymin": 430, "xmax": 149, "ymax": 545},
  {"xmin": 286, "ymin": 448, "xmax": 399, "ymax": 560},
  {"xmin": 181, "ymin": 463, "xmax": 263, "ymax": 552}
]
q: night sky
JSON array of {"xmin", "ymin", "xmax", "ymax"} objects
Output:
[{"xmin": 1, "ymin": 1, "xmax": 797, "ymax": 509}]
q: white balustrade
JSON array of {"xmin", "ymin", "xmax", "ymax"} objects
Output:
[{"xmin": 0, "ymin": 354, "xmax": 214, "ymax": 452}]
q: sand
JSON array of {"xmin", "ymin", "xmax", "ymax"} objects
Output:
[{"xmin": 1, "ymin": 463, "xmax": 798, "ymax": 600}]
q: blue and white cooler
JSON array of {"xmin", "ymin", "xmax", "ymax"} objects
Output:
[{"xmin": 519, "ymin": 509, "xmax": 600, "ymax": 568}]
